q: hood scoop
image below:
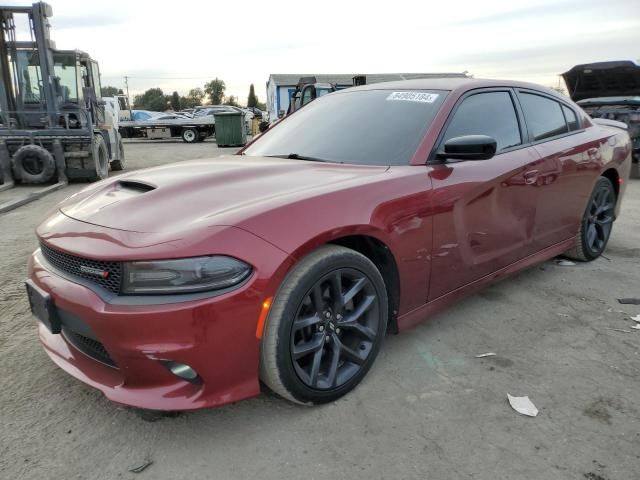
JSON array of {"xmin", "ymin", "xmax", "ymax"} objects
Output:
[{"xmin": 117, "ymin": 180, "xmax": 156, "ymax": 193}]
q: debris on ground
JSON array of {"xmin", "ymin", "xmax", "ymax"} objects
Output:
[
  {"xmin": 618, "ymin": 298, "xmax": 640, "ymax": 305},
  {"xmin": 631, "ymin": 324, "xmax": 640, "ymax": 330},
  {"xmin": 557, "ymin": 313, "xmax": 570, "ymax": 317},
  {"xmin": 129, "ymin": 460, "xmax": 153, "ymax": 474},
  {"xmin": 475, "ymin": 352, "xmax": 496, "ymax": 358},
  {"xmin": 606, "ymin": 328, "xmax": 632, "ymax": 333},
  {"xmin": 554, "ymin": 259, "xmax": 576, "ymax": 266},
  {"xmin": 507, "ymin": 394, "xmax": 539, "ymax": 417},
  {"xmin": 631, "ymin": 314, "xmax": 640, "ymax": 322}
]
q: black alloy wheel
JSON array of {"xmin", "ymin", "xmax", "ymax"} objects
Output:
[
  {"xmin": 290, "ymin": 268, "xmax": 380, "ymax": 390},
  {"xmin": 260, "ymin": 245, "xmax": 388, "ymax": 405},
  {"xmin": 565, "ymin": 176, "xmax": 616, "ymax": 261},
  {"xmin": 584, "ymin": 180, "xmax": 615, "ymax": 255}
]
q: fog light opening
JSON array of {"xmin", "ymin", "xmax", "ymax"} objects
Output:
[{"xmin": 162, "ymin": 361, "xmax": 201, "ymax": 383}]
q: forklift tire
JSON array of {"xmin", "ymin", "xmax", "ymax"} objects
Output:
[
  {"xmin": 12, "ymin": 145, "xmax": 56, "ymax": 184},
  {"xmin": 182, "ymin": 128, "xmax": 198, "ymax": 143},
  {"xmin": 87, "ymin": 134, "xmax": 109, "ymax": 182},
  {"xmin": 110, "ymin": 139, "xmax": 126, "ymax": 171}
]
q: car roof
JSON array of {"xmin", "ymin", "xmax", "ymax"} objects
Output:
[{"xmin": 338, "ymin": 77, "xmax": 566, "ymax": 100}]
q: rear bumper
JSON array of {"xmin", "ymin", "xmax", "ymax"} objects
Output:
[{"xmin": 29, "ymin": 242, "xmax": 286, "ymax": 410}]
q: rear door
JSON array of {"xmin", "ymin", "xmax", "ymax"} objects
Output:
[
  {"xmin": 516, "ymin": 90, "xmax": 597, "ymax": 250},
  {"xmin": 428, "ymin": 89, "xmax": 542, "ymax": 300}
]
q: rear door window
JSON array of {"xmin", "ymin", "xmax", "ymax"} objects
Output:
[
  {"xmin": 441, "ymin": 91, "xmax": 522, "ymax": 152},
  {"xmin": 519, "ymin": 93, "xmax": 569, "ymax": 141}
]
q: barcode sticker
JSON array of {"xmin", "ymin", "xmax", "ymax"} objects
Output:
[{"xmin": 386, "ymin": 92, "xmax": 439, "ymax": 103}]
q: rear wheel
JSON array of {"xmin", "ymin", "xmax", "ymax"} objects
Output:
[
  {"xmin": 260, "ymin": 245, "xmax": 388, "ymax": 405},
  {"xmin": 182, "ymin": 128, "xmax": 198, "ymax": 143},
  {"xmin": 565, "ymin": 176, "xmax": 615, "ymax": 261}
]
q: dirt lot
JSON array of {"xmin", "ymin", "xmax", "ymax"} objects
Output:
[{"xmin": 1, "ymin": 140, "xmax": 639, "ymax": 480}]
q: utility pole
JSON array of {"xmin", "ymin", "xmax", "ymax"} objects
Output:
[{"xmin": 124, "ymin": 75, "xmax": 132, "ymax": 118}]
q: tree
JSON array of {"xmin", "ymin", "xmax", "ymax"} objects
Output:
[
  {"xmin": 256, "ymin": 101, "xmax": 266, "ymax": 111},
  {"xmin": 170, "ymin": 91, "xmax": 181, "ymax": 111},
  {"xmin": 224, "ymin": 95, "xmax": 239, "ymax": 106},
  {"xmin": 101, "ymin": 85, "xmax": 122, "ymax": 97},
  {"xmin": 247, "ymin": 84, "xmax": 258, "ymax": 108},
  {"xmin": 180, "ymin": 88, "xmax": 204, "ymax": 109},
  {"xmin": 133, "ymin": 88, "xmax": 168, "ymax": 111},
  {"xmin": 204, "ymin": 78, "xmax": 225, "ymax": 105}
]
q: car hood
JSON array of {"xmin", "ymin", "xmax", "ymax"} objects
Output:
[
  {"xmin": 59, "ymin": 156, "xmax": 389, "ymax": 233},
  {"xmin": 562, "ymin": 61, "xmax": 640, "ymax": 102}
]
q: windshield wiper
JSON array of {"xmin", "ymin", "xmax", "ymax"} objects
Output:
[{"xmin": 265, "ymin": 153, "xmax": 332, "ymax": 163}]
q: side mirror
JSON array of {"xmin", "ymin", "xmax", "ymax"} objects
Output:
[{"xmin": 437, "ymin": 135, "xmax": 497, "ymax": 161}]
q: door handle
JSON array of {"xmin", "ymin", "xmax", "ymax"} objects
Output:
[{"xmin": 523, "ymin": 169, "xmax": 539, "ymax": 185}]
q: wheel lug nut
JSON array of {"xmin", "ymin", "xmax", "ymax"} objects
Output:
[
  {"xmin": 318, "ymin": 325, "xmax": 324, "ymax": 332},
  {"xmin": 325, "ymin": 335, "xmax": 331, "ymax": 341},
  {"xmin": 336, "ymin": 314, "xmax": 342, "ymax": 320},
  {"xmin": 336, "ymin": 328, "xmax": 341, "ymax": 334},
  {"xmin": 325, "ymin": 312, "xmax": 331, "ymax": 318}
]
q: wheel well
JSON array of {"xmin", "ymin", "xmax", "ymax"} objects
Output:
[
  {"xmin": 329, "ymin": 235, "xmax": 401, "ymax": 334},
  {"xmin": 602, "ymin": 168, "xmax": 620, "ymax": 198}
]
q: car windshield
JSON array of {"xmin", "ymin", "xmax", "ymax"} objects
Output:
[{"xmin": 244, "ymin": 89, "xmax": 447, "ymax": 165}]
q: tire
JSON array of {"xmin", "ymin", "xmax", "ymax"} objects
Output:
[
  {"xmin": 110, "ymin": 138, "xmax": 126, "ymax": 171},
  {"xmin": 87, "ymin": 134, "xmax": 109, "ymax": 182},
  {"xmin": 182, "ymin": 128, "xmax": 198, "ymax": 143},
  {"xmin": 565, "ymin": 176, "xmax": 615, "ymax": 261},
  {"xmin": 11, "ymin": 145, "xmax": 56, "ymax": 183},
  {"xmin": 260, "ymin": 245, "xmax": 388, "ymax": 405}
]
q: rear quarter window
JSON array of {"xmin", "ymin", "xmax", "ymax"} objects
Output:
[{"xmin": 562, "ymin": 105, "xmax": 580, "ymax": 131}]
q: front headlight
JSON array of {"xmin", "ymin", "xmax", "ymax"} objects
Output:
[{"xmin": 122, "ymin": 256, "xmax": 252, "ymax": 295}]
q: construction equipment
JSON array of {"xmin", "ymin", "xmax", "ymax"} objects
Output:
[{"xmin": 0, "ymin": 2, "xmax": 124, "ymax": 211}]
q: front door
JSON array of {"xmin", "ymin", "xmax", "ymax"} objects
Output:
[{"xmin": 427, "ymin": 89, "xmax": 542, "ymax": 301}]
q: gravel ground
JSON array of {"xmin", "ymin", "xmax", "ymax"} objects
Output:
[{"xmin": 1, "ymin": 141, "xmax": 639, "ymax": 480}]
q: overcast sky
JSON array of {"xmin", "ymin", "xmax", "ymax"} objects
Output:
[{"xmin": 12, "ymin": 0, "xmax": 640, "ymax": 104}]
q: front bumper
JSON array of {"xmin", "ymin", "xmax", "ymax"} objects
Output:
[{"xmin": 28, "ymin": 225, "xmax": 290, "ymax": 411}]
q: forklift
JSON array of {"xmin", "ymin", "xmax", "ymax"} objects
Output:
[
  {"xmin": 0, "ymin": 2, "xmax": 124, "ymax": 203},
  {"xmin": 286, "ymin": 76, "xmax": 337, "ymax": 115}
]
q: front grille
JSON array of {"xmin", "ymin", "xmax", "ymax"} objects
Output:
[
  {"xmin": 62, "ymin": 328, "xmax": 117, "ymax": 368},
  {"xmin": 40, "ymin": 242, "xmax": 122, "ymax": 294}
]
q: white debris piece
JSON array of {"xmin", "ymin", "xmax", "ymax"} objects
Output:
[
  {"xmin": 631, "ymin": 314, "xmax": 640, "ymax": 322},
  {"xmin": 557, "ymin": 313, "xmax": 570, "ymax": 318},
  {"xmin": 554, "ymin": 259, "xmax": 576, "ymax": 266},
  {"xmin": 631, "ymin": 324, "xmax": 640, "ymax": 330},
  {"xmin": 507, "ymin": 394, "xmax": 539, "ymax": 417},
  {"xmin": 475, "ymin": 352, "xmax": 497, "ymax": 358}
]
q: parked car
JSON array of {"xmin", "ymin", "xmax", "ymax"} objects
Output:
[
  {"xmin": 131, "ymin": 110, "xmax": 163, "ymax": 121},
  {"xmin": 563, "ymin": 60, "xmax": 640, "ymax": 178},
  {"xmin": 26, "ymin": 78, "xmax": 631, "ymax": 411}
]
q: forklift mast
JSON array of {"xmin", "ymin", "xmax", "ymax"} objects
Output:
[{"xmin": 0, "ymin": 2, "xmax": 59, "ymax": 128}]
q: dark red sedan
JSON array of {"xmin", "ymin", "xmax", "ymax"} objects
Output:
[{"xmin": 27, "ymin": 78, "xmax": 632, "ymax": 410}]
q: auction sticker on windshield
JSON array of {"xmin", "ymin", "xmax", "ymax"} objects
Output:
[{"xmin": 386, "ymin": 92, "xmax": 439, "ymax": 103}]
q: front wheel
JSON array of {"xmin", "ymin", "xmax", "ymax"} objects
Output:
[
  {"xmin": 565, "ymin": 176, "xmax": 615, "ymax": 261},
  {"xmin": 260, "ymin": 245, "xmax": 388, "ymax": 405},
  {"xmin": 110, "ymin": 138, "xmax": 126, "ymax": 171}
]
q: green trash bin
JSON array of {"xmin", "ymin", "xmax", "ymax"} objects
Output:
[{"xmin": 214, "ymin": 112, "xmax": 247, "ymax": 147}]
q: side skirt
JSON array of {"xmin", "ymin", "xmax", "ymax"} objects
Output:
[{"xmin": 397, "ymin": 237, "xmax": 576, "ymax": 332}]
